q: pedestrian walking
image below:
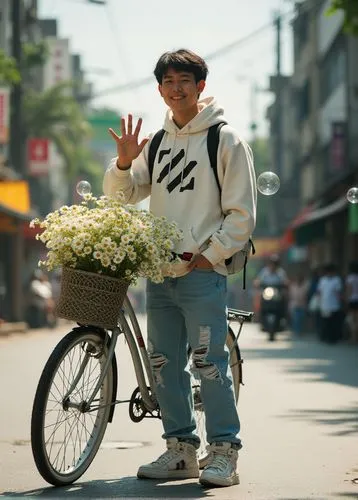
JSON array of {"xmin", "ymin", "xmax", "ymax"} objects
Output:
[
  {"xmin": 306, "ymin": 267, "xmax": 322, "ymax": 336},
  {"xmin": 288, "ymin": 272, "xmax": 308, "ymax": 336},
  {"xmin": 317, "ymin": 263, "xmax": 344, "ymax": 344}
]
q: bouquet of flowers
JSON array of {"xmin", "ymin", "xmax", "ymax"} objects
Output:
[
  {"xmin": 31, "ymin": 192, "xmax": 182, "ymax": 284},
  {"xmin": 30, "ymin": 192, "xmax": 182, "ymax": 328}
]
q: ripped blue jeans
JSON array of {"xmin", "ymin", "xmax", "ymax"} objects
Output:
[{"xmin": 146, "ymin": 269, "xmax": 241, "ymax": 447}]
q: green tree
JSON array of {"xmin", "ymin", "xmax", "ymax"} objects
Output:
[
  {"xmin": 0, "ymin": 41, "xmax": 48, "ymax": 85},
  {"xmin": 327, "ymin": 0, "xmax": 358, "ymax": 35},
  {"xmin": 22, "ymin": 40, "xmax": 49, "ymax": 73},
  {"xmin": 3, "ymin": 40, "xmax": 99, "ymax": 189},
  {"xmin": 24, "ymin": 82, "xmax": 92, "ymax": 180},
  {"xmin": 0, "ymin": 49, "xmax": 21, "ymax": 84}
]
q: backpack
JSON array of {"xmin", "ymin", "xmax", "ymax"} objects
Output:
[{"xmin": 148, "ymin": 121, "xmax": 255, "ymax": 288}]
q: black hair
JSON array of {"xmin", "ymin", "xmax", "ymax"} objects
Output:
[
  {"xmin": 325, "ymin": 263, "xmax": 337, "ymax": 274},
  {"xmin": 348, "ymin": 260, "xmax": 358, "ymax": 274},
  {"xmin": 154, "ymin": 49, "xmax": 209, "ymax": 84}
]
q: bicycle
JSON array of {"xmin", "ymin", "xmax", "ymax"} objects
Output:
[{"xmin": 30, "ymin": 294, "xmax": 254, "ymax": 486}]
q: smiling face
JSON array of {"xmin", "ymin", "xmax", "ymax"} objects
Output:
[{"xmin": 158, "ymin": 68, "xmax": 206, "ymax": 122}]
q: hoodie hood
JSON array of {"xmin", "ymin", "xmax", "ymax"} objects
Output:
[{"xmin": 163, "ymin": 96, "xmax": 226, "ymax": 135}]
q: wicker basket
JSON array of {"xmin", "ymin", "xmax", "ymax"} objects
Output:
[{"xmin": 55, "ymin": 267, "xmax": 129, "ymax": 329}]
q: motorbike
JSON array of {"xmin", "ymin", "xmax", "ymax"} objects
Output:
[{"xmin": 259, "ymin": 284, "xmax": 286, "ymax": 341}]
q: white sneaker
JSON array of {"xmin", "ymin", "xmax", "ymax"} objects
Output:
[
  {"xmin": 199, "ymin": 442, "xmax": 239, "ymax": 487},
  {"xmin": 137, "ymin": 438, "xmax": 199, "ymax": 479}
]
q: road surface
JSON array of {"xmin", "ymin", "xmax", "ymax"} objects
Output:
[{"xmin": 0, "ymin": 316, "xmax": 357, "ymax": 499}]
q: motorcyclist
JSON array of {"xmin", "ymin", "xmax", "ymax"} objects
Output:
[
  {"xmin": 253, "ymin": 254, "xmax": 289, "ymax": 331},
  {"xmin": 254, "ymin": 254, "xmax": 289, "ymax": 288}
]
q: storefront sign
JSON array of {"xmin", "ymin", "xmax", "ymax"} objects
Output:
[
  {"xmin": 28, "ymin": 138, "xmax": 50, "ymax": 176},
  {"xmin": 0, "ymin": 87, "xmax": 10, "ymax": 144}
]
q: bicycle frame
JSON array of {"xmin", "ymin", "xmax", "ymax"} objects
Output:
[
  {"xmin": 63, "ymin": 297, "xmax": 253, "ymax": 416},
  {"xmin": 63, "ymin": 295, "xmax": 157, "ymax": 414},
  {"xmin": 118, "ymin": 296, "xmax": 157, "ymax": 411}
]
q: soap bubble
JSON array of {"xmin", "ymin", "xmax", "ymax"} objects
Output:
[
  {"xmin": 76, "ymin": 180, "xmax": 92, "ymax": 197},
  {"xmin": 257, "ymin": 171, "xmax": 280, "ymax": 196},
  {"xmin": 346, "ymin": 187, "xmax": 358, "ymax": 204}
]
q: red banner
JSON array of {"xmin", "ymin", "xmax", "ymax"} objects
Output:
[{"xmin": 27, "ymin": 138, "xmax": 50, "ymax": 176}]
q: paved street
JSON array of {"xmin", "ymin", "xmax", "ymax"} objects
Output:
[{"xmin": 0, "ymin": 316, "xmax": 357, "ymax": 499}]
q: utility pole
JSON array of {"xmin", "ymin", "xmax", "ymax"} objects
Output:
[
  {"xmin": 8, "ymin": 0, "xmax": 25, "ymax": 322},
  {"xmin": 273, "ymin": 11, "xmax": 282, "ymax": 236},
  {"xmin": 9, "ymin": 0, "xmax": 24, "ymax": 177},
  {"xmin": 275, "ymin": 11, "xmax": 282, "ymax": 180},
  {"xmin": 249, "ymin": 82, "xmax": 258, "ymax": 144}
]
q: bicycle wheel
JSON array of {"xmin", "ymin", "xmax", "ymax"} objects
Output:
[
  {"xmin": 31, "ymin": 328, "xmax": 114, "ymax": 486},
  {"xmin": 190, "ymin": 326, "xmax": 241, "ymax": 469}
]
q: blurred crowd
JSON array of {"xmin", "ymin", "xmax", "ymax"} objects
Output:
[
  {"xmin": 23, "ymin": 260, "xmax": 358, "ymax": 344},
  {"xmin": 255, "ymin": 259, "xmax": 358, "ymax": 344},
  {"xmin": 299, "ymin": 261, "xmax": 358, "ymax": 344}
]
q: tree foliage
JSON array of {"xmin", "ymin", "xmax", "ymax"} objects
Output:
[
  {"xmin": 0, "ymin": 49, "xmax": 21, "ymax": 84},
  {"xmin": 24, "ymin": 81, "xmax": 107, "ymax": 195},
  {"xmin": 23, "ymin": 40, "xmax": 49, "ymax": 71},
  {"xmin": 327, "ymin": 0, "xmax": 358, "ymax": 35},
  {"xmin": 24, "ymin": 82, "xmax": 92, "ymax": 180}
]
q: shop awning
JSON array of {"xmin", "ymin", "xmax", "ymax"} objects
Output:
[
  {"xmin": 290, "ymin": 203, "xmax": 317, "ymax": 229},
  {"xmin": 293, "ymin": 196, "xmax": 348, "ymax": 246},
  {"xmin": 0, "ymin": 180, "xmax": 33, "ymax": 233},
  {"xmin": 0, "ymin": 202, "xmax": 33, "ymax": 221},
  {"xmin": 280, "ymin": 203, "xmax": 316, "ymax": 249},
  {"xmin": 0, "ymin": 180, "xmax": 31, "ymax": 216},
  {"xmin": 280, "ymin": 196, "xmax": 348, "ymax": 248},
  {"xmin": 298, "ymin": 195, "xmax": 348, "ymax": 227}
]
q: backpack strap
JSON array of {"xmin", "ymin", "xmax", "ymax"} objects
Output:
[
  {"xmin": 207, "ymin": 121, "xmax": 227, "ymax": 193},
  {"xmin": 148, "ymin": 129, "xmax": 166, "ymax": 183},
  {"xmin": 242, "ymin": 239, "xmax": 255, "ymax": 290}
]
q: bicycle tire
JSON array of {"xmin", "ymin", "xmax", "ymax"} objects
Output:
[
  {"xmin": 190, "ymin": 326, "xmax": 241, "ymax": 469},
  {"xmin": 31, "ymin": 328, "xmax": 114, "ymax": 486}
]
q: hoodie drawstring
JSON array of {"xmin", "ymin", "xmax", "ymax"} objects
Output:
[
  {"xmin": 167, "ymin": 132, "xmax": 177, "ymax": 188},
  {"xmin": 180, "ymin": 127, "xmax": 191, "ymax": 188}
]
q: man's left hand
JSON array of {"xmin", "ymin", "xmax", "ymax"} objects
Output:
[{"xmin": 188, "ymin": 254, "xmax": 213, "ymax": 271}]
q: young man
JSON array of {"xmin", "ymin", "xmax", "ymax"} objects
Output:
[{"xmin": 103, "ymin": 49, "xmax": 256, "ymax": 487}]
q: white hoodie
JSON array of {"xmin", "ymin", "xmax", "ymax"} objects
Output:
[{"xmin": 103, "ymin": 96, "xmax": 257, "ymax": 277}]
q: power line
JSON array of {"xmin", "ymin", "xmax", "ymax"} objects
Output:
[
  {"xmin": 205, "ymin": 22, "xmax": 275, "ymax": 61},
  {"xmin": 88, "ymin": 9, "xmax": 295, "ymax": 100},
  {"xmin": 102, "ymin": 0, "xmax": 144, "ymax": 106},
  {"xmin": 104, "ymin": 0, "xmax": 135, "ymax": 84}
]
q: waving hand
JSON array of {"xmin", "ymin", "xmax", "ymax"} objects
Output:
[{"xmin": 109, "ymin": 114, "xmax": 149, "ymax": 169}]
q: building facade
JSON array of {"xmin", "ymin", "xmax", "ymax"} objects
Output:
[{"xmin": 268, "ymin": 0, "xmax": 358, "ymax": 274}]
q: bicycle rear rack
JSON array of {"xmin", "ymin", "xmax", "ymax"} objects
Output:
[{"xmin": 227, "ymin": 308, "xmax": 254, "ymax": 323}]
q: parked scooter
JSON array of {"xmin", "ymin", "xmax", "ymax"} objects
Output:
[{"xmin": 260, "ymin": 285, "xmax": 286, "ymax": 341}]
